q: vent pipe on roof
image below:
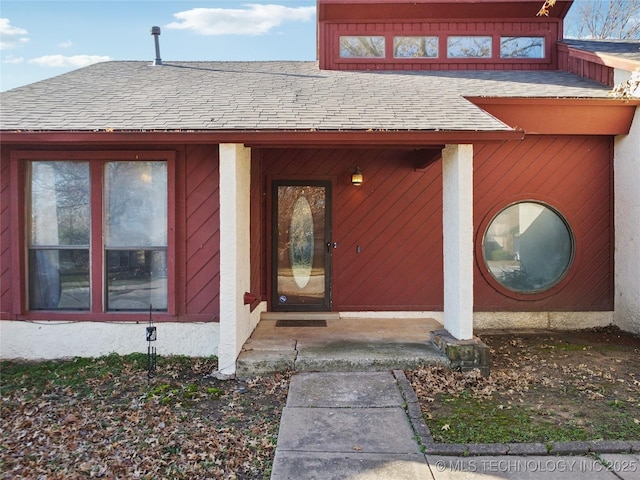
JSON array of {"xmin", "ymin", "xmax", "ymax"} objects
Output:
[{"xmin": 151, "ymin": 26, "xmax": 162, "ymax": 65}]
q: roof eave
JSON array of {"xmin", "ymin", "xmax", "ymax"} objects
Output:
[
  {"xmin": 558, "ymin": 42, "xmax": 640, "ymax": 73},
  {"xmin": 467, "ymin": 97, "xmax": 640, "ymax": 135},
  {"xmin": 0, "ymin": 129, "xmax": 525, "ymax": 148}
]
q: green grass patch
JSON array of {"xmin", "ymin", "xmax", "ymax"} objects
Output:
[
  {"xmin": 0, "ymin": 353, "xmax": 147, "ymax": 397},
  {"xmin": 427, "ymin": 395, "xmax": 590, "ymax": 444}
]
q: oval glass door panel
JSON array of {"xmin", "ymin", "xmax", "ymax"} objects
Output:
[
  {"xmin": 290, "ymin": 196, "xmax": 314, "ymax": 288},
  {"xmin": 274, "ymin": 183, "xmax": 330, "ymax": 310}
]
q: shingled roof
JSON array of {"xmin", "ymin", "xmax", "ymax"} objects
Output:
[
  {"xmin": 562, "ymin": 39, "xmax": 640, "ymax": 66},
  {"xmin": 0, "ymin": 60, "xmax": 613, "ymax": 133}
]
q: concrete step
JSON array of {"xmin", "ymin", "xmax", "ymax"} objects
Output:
[
  {"xmin": 236, "ymin": 339, "xmax": 450, "ymax": 378},
  {"xmin": 236, "ymin": 316, "xmax": 452, "ymax": 378}
]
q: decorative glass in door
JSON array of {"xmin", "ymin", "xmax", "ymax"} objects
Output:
[{"xmin": 273, "ymin": 182, "xmax": 331, "ymax": 310}]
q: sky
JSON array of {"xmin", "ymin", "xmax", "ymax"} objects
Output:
[{"xmin": 0, "ymin": 0, "xmax": 318, "ymax": 91}]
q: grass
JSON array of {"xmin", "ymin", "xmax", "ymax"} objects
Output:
[
  {"xmin": 1, "ymin": 354, "xmax": 289, "ymax": 479},
  {"xmin": 428, "ymin": 395, "xmax": 590, "ymax": 444},
  {"xmin": 0, "ymin": 353, "xmax": 148, "ymax": 398},
  {"xmin": 427, "ymin": 392, "xmax": 640, "ymax": 444},
  {"xmin": 412, "ymin": 329, "xmax": 640, "ymax": 446}
]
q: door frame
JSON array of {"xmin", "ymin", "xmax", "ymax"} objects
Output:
[{"xmin": 270, "ymin": 179, "xmax": 333, "ymax": 311}]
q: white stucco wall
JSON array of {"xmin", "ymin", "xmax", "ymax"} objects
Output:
[
  {"xmin": 442, "ymin": 144, "xmax": 474, "ymax": 340},
  {"xmin": 614, "ymin": 103, "xmax": 640, "ymax": 335},
  {"xmin": 218, "ymin": 143, "xmax": 253, "ymax": 374},
  {"xmin": 474, "ymin": 311, "xmax": 614, "ymax": 331},
  {"xmin": 338, "ymin": 311, "xmax": 613, "ymax": 331},
  {"xmin": 0, "ymin": 320, "xmax": 220, "ymax": 360}
]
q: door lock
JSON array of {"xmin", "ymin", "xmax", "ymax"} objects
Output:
[{"xmin": 327, "ymin": 242, "xmax": 338, "ymax": 252}]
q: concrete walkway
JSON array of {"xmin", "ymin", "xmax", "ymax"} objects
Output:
[{"xmin": 271, "ymin": 371, "xmax": 640, "ymax": 479}]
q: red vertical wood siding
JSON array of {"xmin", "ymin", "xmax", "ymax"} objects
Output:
[
  {"xmin": 474, "ymin": 136, "xmax": 613, "ymax": 311},
  {"xmin": 250, "ymin": 150, "xmax": 264, "ymax": 305},
  {"xmin": 260, "ymin": 148, "xmax": 444, "ymax": 311},
  {"xmin": 1, "ymin": 137, "xmax": 614, "ymax": 318},
  {"xmin": 184, "ymin": 145, "xmax": 220, "ymax": 321},
  {"xmin": 258, "ymin": 137, "xmax": 613, "ymax": 312},
  {"xmin": 558, "ymin": 44, "xmax": 614, "ymax": 87},
  {"xmin": 0, "ymin": 148, "xmax": 12, "ymax": 315}
]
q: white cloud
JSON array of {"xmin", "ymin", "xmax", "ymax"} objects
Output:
[
  {"xmin": 0, "ymin": 18, "xmax": 29, "ymax": 50},
  {"xmin": 28, "ymin": 54, "xmax": 111, "ymax": 68},
  {"xmin": 58, "ymin": 40, "xmax": 73, "ymax": 49},
  {"xmin": 166, "ymin": 4, "xmax": 315, "ymax": 36},
  {"xmin": 0, "ymin": 37, "xmax": 29, "ymax": 50},
  {"xmin": 3, "ymin": 55, "xmax": 24, "ymax": 64},
  {"xmin": 0, "ymin": 18, "xmax": 27, "ymax": 36}
]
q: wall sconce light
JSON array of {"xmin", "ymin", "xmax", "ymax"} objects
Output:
[{"xmin": 351, "ymin": 166, "xmax": 363, "ymax": 186}]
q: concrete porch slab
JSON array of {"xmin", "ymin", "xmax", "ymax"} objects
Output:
[{"xmin": 236, "ymin": 316, "xmax": 451, "ymax": 377}]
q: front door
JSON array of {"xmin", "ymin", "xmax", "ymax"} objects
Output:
[{"xmin": 272, "ymin": 180, "xmax": 332, "ymax": 311}]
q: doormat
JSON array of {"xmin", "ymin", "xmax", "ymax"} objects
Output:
[{"xmin": 275, "ymin": 319, "xmax": 327, "ymax": 327}]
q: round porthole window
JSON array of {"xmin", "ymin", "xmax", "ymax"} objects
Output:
[{"xmin": 482, "ymin": 202, "xmax": 574, "ymax": 294}]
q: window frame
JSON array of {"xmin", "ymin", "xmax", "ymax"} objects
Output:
[
  {"xmin": 477, "ymin": 199, "xmax": 577, "ymax": 301},
  {"xmin": 27, "ymin": 160, "xmax": 92, "ymax": 311},
  {"xmin": 12, "ymin": 150, "xmax": 176, "ymax": 320},
  {"xmin": 103, "ymin": 161, "xmax": 169, "ymax": 312},
  {"xmin": 338, "ymin": 35, "xmax": 386, "ymax": 58},
  {"xmin": 499, "ymin": 36, "xmax": 546, "ymax": 59},
  {"xmin": 446, "ymin": 35, "xmax": 493, "ymax": 59},
  {"xmin": 393, "ymin": 36, "xmax": 439, "ymax": 59},
  {"xmin": 332, "ymin": 30, "xmax": 552, "ymax": 66}
]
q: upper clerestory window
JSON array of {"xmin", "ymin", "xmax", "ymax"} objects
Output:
[
  {"xmin": 447, "ymin": 36, "xmax": 492, "ymax": 58},
  {"xmin": 500, "ymin": 36, "xmax": 545, "ymax": 58},
  {"xmin": 338, "ymin": 34, "xmax": 546, "ymax": 61},
  {"xmin": 394, "ymin": 36, "xmax": 439, "ymax": 58},
  {"xmin": 339, "ymin": 36, "xmax": 385, "ymax": 58}
]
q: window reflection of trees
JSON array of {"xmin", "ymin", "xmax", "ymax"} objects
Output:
[
  {"xmin": 339, "ymin": 36, "xmax": 385, "ymax": 58},
  {"xmin": 31, "ymin": 161, "xmax": 90, "ymax": 246},
  {"xmin": 29, "ymin": 161, "xmax": 91, "ymax": 310},
  {"xmin": 394, "ymin": 37, "xmax": 438, "ymax": 58},
  {"xmin": 447, "ymin": 36, "xmax": 492, "ymax": 58},
  {"xmin": 500, "ymin": 37, "xmax": 544, "ymax": 58}
]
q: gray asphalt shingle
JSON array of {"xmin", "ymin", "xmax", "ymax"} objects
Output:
[
  {"xmin": 562, "ymin": 40, "xmax": 640, "ymax": 65},
  {"xmin": 0, "ymin": 61, "xmax": 613, "ymax": 132}
]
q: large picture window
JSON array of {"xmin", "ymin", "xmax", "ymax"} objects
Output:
[
  {"xmin": 25, "ymin": 153, "xmax": 172, "ymax": 314},
  {"xmin": 105, "ymin": 162, "xmax": 167, "ymax": 311},
  {"xmin": 28, "ymin": 161, "xmax": 91, "ymax": 310}
]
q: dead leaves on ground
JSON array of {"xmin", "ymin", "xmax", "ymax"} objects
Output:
[
  {"xmin": 1, "ymin": 358, "xmax": 291, "ymax": 479},
  {"xmin": 407, "ymin": 331, "xmax": 640, "ymax": 438}
]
